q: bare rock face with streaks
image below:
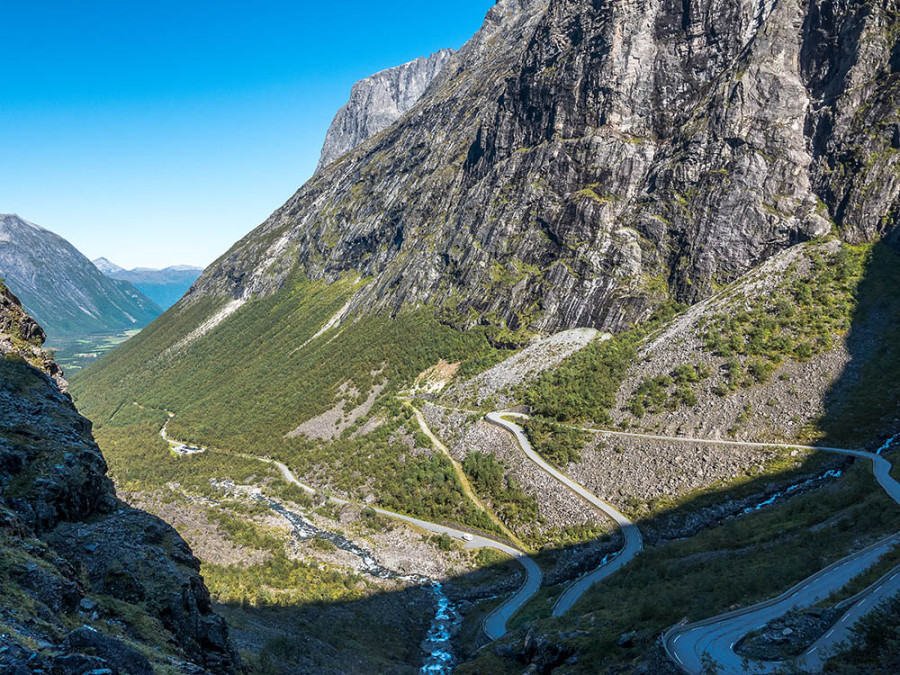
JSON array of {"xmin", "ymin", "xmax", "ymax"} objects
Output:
[
  {"xmin": 185, "ymin": 0, "xmax": 897, "ymax": 343},
  {"xmin": 316, "ymin": 48, "xmax": 456, "ymax": 173}
]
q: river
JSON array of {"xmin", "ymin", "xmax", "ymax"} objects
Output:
[{"xmin": 261, "ymin": 496, "xmax": 461, "ymax": 673}]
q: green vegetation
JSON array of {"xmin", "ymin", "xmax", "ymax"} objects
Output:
[
  {"xmin": 628, "ymin": 363, "xmax": 710, "ymax": 416},
  {"xmin": 522, "ymin": 303, "xmax": 682, "ymax": 424},
  {"xmin": 462, "ymin": 451, "xmax": 540, "ymax": 528},
  {"xmin": 426, "ymin": 533, "xmax": 456, "ymax": 551},
  {"xmin": 208, "ymin": 510, "xmax": 284, "ymax": 554},
  {"xmin": 73, "ymin": 274, "xmax": 511, "ymax": 453},
  {"xmin": 823, "ymin": 594, "xmax": 900, "ymax": 672},
  {"xmin": 49, "ymin": 329, "xmax": 141, "ymax": 374},
  {"xmin": 473, "ymin": 547, "xmax": 511, "ymax": 568},
  {"xmin": 72, "ymin": 274, "xmax": 515, "ymax": 530},
  {"xmin": 818, "ymin": 242, "xmax": 900, "ymax": 445},
  {"xmin": 522, "ymin": 416, "xmax": 589, "ymax": 465},
  {"xmin": 204, "ymin": 554, "xmax": 368, "ymax": 607},
  {"xmin": 699, "ymin": 243, "xmax": 867, "ymax": 381},
  {"xmin": 90, "ymin": 405, "xmax": 281, "ymax": 499},
  {"xmin": 277, "ymin": 408, "xmax": 501, "ymax": 533},
  {"xmin": 463, "ymin": 460, "xmax": 900, "ymax": 673}
]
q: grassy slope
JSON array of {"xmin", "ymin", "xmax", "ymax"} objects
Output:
[{"xmin": 71, "ymin": 273, "xmax": 513, "ymax": 530}]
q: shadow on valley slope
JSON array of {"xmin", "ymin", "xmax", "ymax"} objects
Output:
[{"xmin": 234, "ymin": 243, "xmax": 900, "ymax": 674}]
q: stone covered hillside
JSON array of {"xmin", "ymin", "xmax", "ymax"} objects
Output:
[{"xmin": 0, "ymin": 282, "xmax": 236, "ymax": 673}]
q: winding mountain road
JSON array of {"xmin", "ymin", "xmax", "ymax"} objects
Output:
[
  {"xmin": 247, "ymin": 454, "xmax": 541, "ymax": 640},
  {"xmin": 485, "ymin": 410, "xmax": 900, "ymax": 671},
  {"xmin": 665, "ymin": 445, "xmax": 900, "ymax": 673},
  {"xmin": 155, "ymin": 399, "xmax": 900, "ymax": 661},
  {"xmin": 155, "ymin": 405, "xmax": 541, "ymax": 641},
  {"xmin": 485, "ymin": 412, "xmax": 644, "ymax": 617}
]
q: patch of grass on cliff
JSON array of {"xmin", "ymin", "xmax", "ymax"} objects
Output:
[
  {"xmin": 521, "ymin": 302, "xmax": 683, "ymax": 425},
  {"xmin": 628, "ymin": 363, "xmax": 711, "ymax": 417},
  {"xmin": 208, "ymin": 510, "xmax": 285, "ymax": 556},
  {"xmin": 522, "ymin": 416, "xmax": 589, "ymax": 465}
]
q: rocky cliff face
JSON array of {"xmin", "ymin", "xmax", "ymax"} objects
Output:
[
  {"xmin": 0, "ymin": 215, "xmax": 161, "ymax": 341},
  {"xmin": 315, "ymin": 48, "xmax": 456, "ymax": 173},
  {"xmin": 0, "ymin": 283, "xmax": 236, "ymax": 673},
  {"xmin": 186, "ymin": 0, "xmax": 898, "ymax": 341}
]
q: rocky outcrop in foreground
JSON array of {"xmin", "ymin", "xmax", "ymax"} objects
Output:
[
  {"xmin": 315, "ymin": 48, "xmax": 455, "ymax": 173},
  {"xmin": 0, "ymin": 282, "xmax": 236, "ymax": 673}
]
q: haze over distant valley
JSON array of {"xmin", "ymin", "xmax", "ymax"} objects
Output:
[{"xmin": 93, "ymin": 257, "xmax": 203, "ymax": 310}]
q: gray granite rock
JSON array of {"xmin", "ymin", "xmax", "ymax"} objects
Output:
[
  {"xmin": 316, "ymin": 49, "xmax": 455, "ymax": 173},
  {"xmin": 187, "ymin": 0, "xmax": 898, "ymax": 340}
]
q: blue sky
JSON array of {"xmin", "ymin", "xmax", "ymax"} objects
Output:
[{"xmin": 0, "ymin": 1, "xmax": 494, "ymax": 269}]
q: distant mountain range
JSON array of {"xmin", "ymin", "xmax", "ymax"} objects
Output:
[
  {"xmin": 92, "ymin": 258, "xmax": 203, "ymax": 310},
  {"xmin": 0, "ymin": 214, "xmax": 161, "ymax": 342}
]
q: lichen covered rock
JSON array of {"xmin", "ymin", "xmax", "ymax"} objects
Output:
[{"xmin": 0, "ymin": 289, "xmax": 237, "ymax": 672}]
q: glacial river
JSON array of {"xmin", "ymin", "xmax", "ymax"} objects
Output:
[{"xmin": 262, "ymin": 498, "xmax": 460, "ymax": 673}]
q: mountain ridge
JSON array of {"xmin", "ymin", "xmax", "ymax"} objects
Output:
[
  {"xmin": 182, "ymin": 0, "xmax": 898, "ymax": 340},
  {"xmin": 315, "ymin": 48, "xmax": 456, "ymax": 173},
  {"xmin": 0, "ymin": 214, "xmax": 161, "ymax": 341}
]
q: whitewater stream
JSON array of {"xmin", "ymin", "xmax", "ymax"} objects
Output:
[
  {"xmin": 261, "ymin": 497, "xmax": 461, "ymax": 673},
  {"xmin": 732, "ymin": 434, "xmax": 900, "ymax": 519}
]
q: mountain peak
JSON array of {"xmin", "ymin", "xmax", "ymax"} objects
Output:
[
  {"xmin": 314, "ymin": 48, "xmax": 456, "ymax": 173},
  {"xmin": 0, "ymin": 218, "xmax": 161, "ymax": 340},
  {"xmin": 92, "ymin": 257, "xmax": 124, "ymax": 274},
  {"xmin": 0, "ymin": 213, "xmax": 47, "ymax": 234}
]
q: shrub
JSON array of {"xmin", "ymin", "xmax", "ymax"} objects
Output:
[{"xmin": 523, "ymin": 416, "xmax": 589, "ymax": 466}]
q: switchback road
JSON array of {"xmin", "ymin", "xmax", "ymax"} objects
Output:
[
  {"xmin": 665, "ymin": 444, "xmax": 900, "ymax": 673},
  {"xmin": 485, "ymin": 412, "xmax": 643, "ymax": 617}
]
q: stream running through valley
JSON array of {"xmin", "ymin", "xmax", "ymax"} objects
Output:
[
  {"xmin": 739, "ymin": 468, "xmax": 844, "ymax": 516},
  {"xmin": 732, "ymin": 434, "xmax": 900, "ymax": 519},
  {"xmin": 260, "ymin": 497, "xmax": 461, "ymax": 673}
]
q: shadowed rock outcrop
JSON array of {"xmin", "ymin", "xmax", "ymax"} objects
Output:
[{"xmin": 0, "ymin": 282, "xmax": 237, "ymax": 673}]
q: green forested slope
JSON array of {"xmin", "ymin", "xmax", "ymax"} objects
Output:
[{"xmin": 71, "ymin": 273, "xmax": 512, "ymax": 530}]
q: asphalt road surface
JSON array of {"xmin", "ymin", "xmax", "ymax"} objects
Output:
[
  {"xmin": 665, "ymin": 446, "xmax": 900, "ymax": 673},
  {"xmin": 485, "ymin": 412, "xmax": 643, "ymax": 617}
]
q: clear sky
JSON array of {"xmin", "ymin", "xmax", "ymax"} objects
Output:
[{"xmin": 0, "ymin": 1, "xmax": 494, "ymax": 270}]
